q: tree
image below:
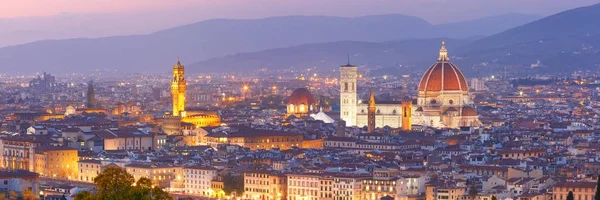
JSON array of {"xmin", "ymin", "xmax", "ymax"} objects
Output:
[
  {"xmin": 74, "ymin": 167, "xmax": 173, "ymax": 200},
  {"xmin": 8, "ymin": 191, "xmax": 16, "ymax": 200},
  {"xmin": 223, "ymin": 173, "xmax": 244, "ymax": 196},
  {"xmin": 491, "ymin": 196, "xmax": 497, "ymax": 200},
  {"xmin": 93, "ymin": 167, "xmax": 135, "ymax": 200},
  {"xmin": 22, "ymin": 190, "xmax": 35, "ymax": 200},
  {"xmin": 74, "ymin": 191, "xmax": 94, "ymax": 200},
  {"xmin": 567, "ymin": 191, "xmax": 574, "ymax": 200},
  {"xmin": 596, "ymin": 176, "xmax": 600, "ymax": 200},
  {"xmin": 468, "ymin": 185, "xmax": 479, "ymax": 199}
]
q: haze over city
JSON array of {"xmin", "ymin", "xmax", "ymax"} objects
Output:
[
  {"xmin": 0, "ymin": 0, "xmax": 598, "ymax": 47},
  {"xmin": 1, "ymin": 1, "xmax": 600, "ymax": 200}
]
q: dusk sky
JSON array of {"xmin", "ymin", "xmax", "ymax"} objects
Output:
[{"xmin": 0, "ymin": 0, "xmax": 598, "ymax": 47}]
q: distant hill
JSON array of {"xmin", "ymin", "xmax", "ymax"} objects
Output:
[
  {"xmin": 188, "ymin": 38, "xmax": 470, "ymax": 74},
  {"xmin": 457, "ymin": 3, "xmax": 600, "ymax": 72},
  {"xmin": 435, "ymin": 13, "xmax": 540, "ymax": 39},
  {"xmin": 0, "ymin": 14, "xmax": 537, "ymax": 74}
]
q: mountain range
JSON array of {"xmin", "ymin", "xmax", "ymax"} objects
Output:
[
  {"xmin": 0, "ymin": 13, "xmax": 540, "ymax": 74},
  {"xmin": 192, "ymin": 3, "xmax": 600, "ymax": 75}
]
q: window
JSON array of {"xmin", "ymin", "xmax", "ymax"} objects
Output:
[
  {"xmin": 344, "ymin": 83, "xmax": 348, "ymax": 91},
  {"xmin": 449, "ymin": 100, "xmax": 454, "ymax": 104}
]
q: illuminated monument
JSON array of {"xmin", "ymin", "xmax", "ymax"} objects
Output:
[
  {"xmin": 163, "ymin": 59, "xmax": 221, "ymax": 135},
  {"xmin": 340, "ymin": 41, "xmax": 480, "ymax": 129},
  {"xmin": 171, "ymin": 60, "xmax": 187, "ymax": 117},
  {"xmin": 413, "ymin": 41, "xmax": 480, "ymax": 128}
]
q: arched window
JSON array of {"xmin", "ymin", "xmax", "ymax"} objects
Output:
[
  {"xmin": 361, "ymin": 109, "xmax": 364, "ymax": 113},
  {"xmin": 344, "ymin": 83, "xmax": 348, "ymax": 91}
]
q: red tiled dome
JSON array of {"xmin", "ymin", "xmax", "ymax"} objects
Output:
[
  {"xmin": 289, "ymin": 88, "xmax": 314, "ymax": 105},
  {"xmin": 418, "ymin": 42, "xmax": 468, "ymax": 92}
]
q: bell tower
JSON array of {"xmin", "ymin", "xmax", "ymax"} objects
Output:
[
  {"xmin": 340, "ymin": 58, "xmax": 357, "ymax": 127},
  {"xmin": 171, "ymin": 59, "xmax": 187, "ymax": 117},
  {"xmin": 367, "ymin": 90, "xmax": 376, "ymax": 133},
  {"xmin": 402, "ymin": 100, "xmax": 412, "ymax": 131}
]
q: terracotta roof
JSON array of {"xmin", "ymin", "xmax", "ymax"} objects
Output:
[
  {"xmin": 289, "ymin": 88, "xmax": 314, "ymax": 105},
  {"xmin": 418, "ymin": 61, "xmax": 468, "ymax": 92},
  {"xmin": 462, "ymin": 107, "xmax": 478, "ymax": 116}
]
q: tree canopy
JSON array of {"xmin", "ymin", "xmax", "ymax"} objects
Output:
[
  {"xmin": 74, "ymin": 167, "xmax": 173, "ymax": 200},
  {"xmin": 596, "ymin": 176, "xmax": 600, "ymax": 200},
  {"xmin": 468, "ymin": 184, "xmax": 479, "ymax": 198},
  {"xmin": 222, "ymin": 173, "xmax": 244, "ymax": 197}
]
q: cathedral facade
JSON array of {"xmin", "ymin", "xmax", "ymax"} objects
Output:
[{"xmin": 340, "ymin": 41, "xmax": 480, "ymax": 129}]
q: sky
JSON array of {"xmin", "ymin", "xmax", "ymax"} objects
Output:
[{"xmin": 0, "ymin": 0, "xmax": 598, "ymax": 47}]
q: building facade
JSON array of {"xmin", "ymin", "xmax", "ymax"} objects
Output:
[{"xmin": 340, "ymin": 41, "xmax": 480, "ymax": 129}]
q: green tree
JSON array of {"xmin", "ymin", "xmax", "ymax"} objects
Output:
[
  {"xmin": 596, "ymin": 176, "xmax": 600, "ymax": 200},
  {"xmin": 8, "ymin": 191, "xmax": 16, "ymax": 200},
  {"xmin": 94, "ymin": 167, "xmax": 135, "ymax": 200},
  {"xmin": 22, "ymin": 190, "xmax": 35, "ymax": 200},
  {"xmin": 74, "ymin": 167, "xmax": 173, "ymax": 200},
  {"xmin": 74, "ymin": 191, "xmax": 94, "ymax": 200},
  {"xmin": 150, "ymin": 186, "xmax": 172, "ymax": 200},
  {"xmin": 468, "ymin": 185, "xmax": 478, "ymax": 199},
  {"xmin": 223, "ymin": 173, "xmax": 244, "ymax": 196},
  {"xmin": 130, "ymin": 177, "xmax": 153, "ymax": 200},
  {"xmin": 567, "ymin": 191, "xmax": 574, "ymax": 200}
]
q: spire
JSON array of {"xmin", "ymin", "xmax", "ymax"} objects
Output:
[
  {"xmin": 177, "ymin": 56, "xmax": 181, "ymax": 65},
  {"xmin": 368, "ymin": 89, "xmax": 375, "ymax": 107},
  {"xmin": 347, "ymin": 53, "xmax": 350, "ymax": 65},
  {"xmin": 438, "ymin": 40, "xmax": 449, "ymax": 61}
]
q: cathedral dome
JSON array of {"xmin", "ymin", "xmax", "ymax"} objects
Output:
[
  {"xmin": 418, "ymin": 41, "xmax": 468, "ymax": 92},
  {"xmin": 289, "ymin": 88, "xmax": 314, "ymax": 105}
]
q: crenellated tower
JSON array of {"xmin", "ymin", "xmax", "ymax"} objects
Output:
[{"xmin": 171, "ymin": 59, "xmax": 187, "ymax": 117}]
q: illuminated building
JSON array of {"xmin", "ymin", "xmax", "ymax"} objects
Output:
[
  {"xmin": 243, "ymin": 171, "xmax": 287, "ymax": 200},
  {"xmin": 205, "ymin": 127, "xmax": 322, "ymax": 150},
  {"xmin": 163, "ymin": 60, "xmax": 221, "ymax": 135},
  {"xmin": 401, "ymin": 100, "xmax": 412, "ymax": 131},
  {"xmin": 95, "ymin": 128, "xmax": 167, "ymax": 151},
  {"xmin": 286, "ymin": 88, "xmax": 316, "ymax": 117},
  {"xmin": 33, "ymin": 146, "xmax": 78, "ymax": 180},
  {"xmin": 551, "ymin": 182, "xmax": 596, "ymax": 200},
  {"xmin": 414, "ymin": 41, "xmax": 481, "ymax": 128},
  {"xmin": 367, "ymin": 90, "xmax": 376, "ymax": 133},
  {"xmin": 78, "ymin": 160, "xmax": 102, "ymax": 183},
  {"xmin": 183, "ymin": 165, "xmax": 217, "ymax": 196},
  {"xmin": 171, "ymin": 60, "xmax": 187, "ymax": 117},
  {"xmin": 126, "ymin": 163, "xmax": 184, "ymax": 188},
  {"xmin": 340, "ymin": 41, "xmax": 480, "ymax": 129},
  {"xmin": 340, "ymin": 62, "xmax": 403, "ymax": 128},
  {"xmin": 339, "ymin": 62, "xmax": 358, "ymax": 126}
]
